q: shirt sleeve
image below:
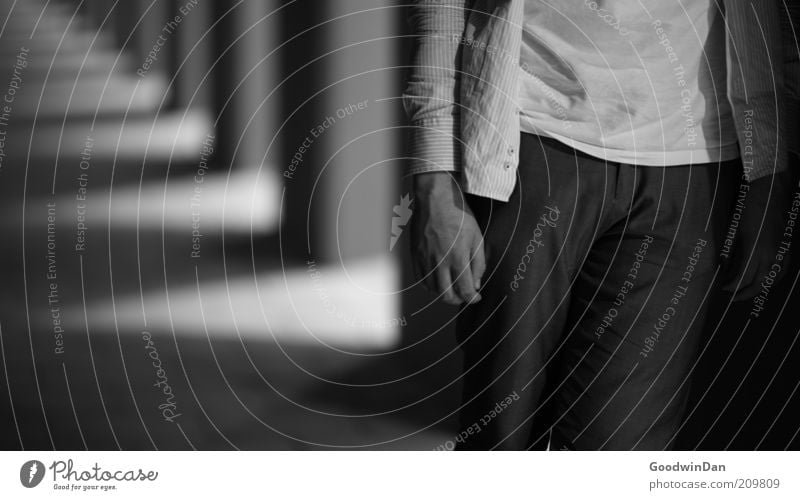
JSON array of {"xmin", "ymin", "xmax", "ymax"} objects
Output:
[
  {"xmin": 780, "ymin": 2, "xmax": 800, "ymax": 155},
  {"xmin": 402, "ymin": 0, "xmax": 468, "ymax": 176},
  {"xmin": 724, "ymin": 0, "xmax": 787, "ymax": 180}
]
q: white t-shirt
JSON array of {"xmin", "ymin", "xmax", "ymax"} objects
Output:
[{"xmin": 518, "ymin": 0, "xmax": 740, "ymax": 165}]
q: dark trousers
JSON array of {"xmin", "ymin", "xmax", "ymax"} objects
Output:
[{"xmin": 455, "ymin": 133, "xmax": 738, "ymax": 450}]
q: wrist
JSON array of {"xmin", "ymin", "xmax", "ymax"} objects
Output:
[{"xmin": 413, "ymin": 171, "xmax": 460, "ymax": 199}]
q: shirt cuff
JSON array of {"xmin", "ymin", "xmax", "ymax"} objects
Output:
[
  {"xmin": 731, "ymin": 93, "xmax": 787, "ymax": 182},
  {"xmin": 405, "ymin": 116, "xmax": 462, "ymax": 176}
]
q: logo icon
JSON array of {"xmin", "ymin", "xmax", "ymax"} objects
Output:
[
  {"xmin": 390, "ymin": 193, "xmax": 413, "ymax": 251},
  {"xmin": 20, "ymin": 460, "xmax": 45, "ymax": 488}
]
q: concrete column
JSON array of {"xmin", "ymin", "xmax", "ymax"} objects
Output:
[
  {"xmin": 171, "ymin": 0, "xmax": 211, "ymax": 110},
  {"xmin": 137, "ymin": 1, "xmax": 170, "ymax": 76},
  {"xmin": 110, "ymin": 0, "xmax": 170, "ymax": 76},
  {"xmin": 211, "ymin": 0, "xmax": 281, "ymax": 169},
  {"xmin": 80, "ymin": 0, "xmax": 107, "ymax": 28},
  {"xmin": 313, "ymin": 0, "xmax": 401, "ymax": 263},
  {"xmin": 202, "ymin": 0, "xmax": 282, "ymax": 237}
]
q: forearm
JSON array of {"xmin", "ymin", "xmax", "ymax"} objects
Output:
[
  {"xmin": 724, "ymin": 0, "xmax": 787, "ymax": 181},
  {"xmin": 402, "ymin": 0, "xmax": 469, "ymax": 176}
]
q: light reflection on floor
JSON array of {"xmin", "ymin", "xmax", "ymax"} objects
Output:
[{"xmin": 62, "ymin": 256, "xmax": 400, "ymax": 349}]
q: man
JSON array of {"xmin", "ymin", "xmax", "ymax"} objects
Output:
[
  {"xmin": 403, "ymin": 0, "xmax": 789, "ymax": 450},
  {"xmin": 678, "ymin": 0, "xmax": 800, "ymax": 450}
]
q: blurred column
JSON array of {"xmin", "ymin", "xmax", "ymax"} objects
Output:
[
  {"xmin": 211, "ymin": 0, "xmax": 280, "ymax": 168},
  {"xmin": 209, "ymin": 0, "xmax": 282, "ymax": 233},
  {"xmin": 112, "ymin": 1, "xmax": 138, "ymax": 50},
  {"xmin": 312, "ymin": 0, "xmax": 401, "ymax": 263},
  {"xmin": 80, "ymin": 0, "xmax": 107, "ymax": 28},
  {"xmin": 110, "ymin": 0, "xmax": 169, "ymax": 75},
  {"xmin": 136, "ymin": 1, "xmax": 170, "ymax": 75},
  {"xmin": 171, "ymin": 0, "xmax": 211, "ymax": 110}
]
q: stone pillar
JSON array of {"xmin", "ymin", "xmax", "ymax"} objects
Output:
[
  {"xmin": 312, "ymin": 0, "xmax": 401, "ymax": 263},
  {"xmin": 211, "ymin": 0, "xmax": 281, "ymax": 169},
  {"xmin": 171, "ymin": 0, "xmax": 211, "ymax": 110}
]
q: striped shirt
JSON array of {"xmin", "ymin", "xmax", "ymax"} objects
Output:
[
  {"xmin": 403, "ymin": 0, "xmax": 788, "ymax": 202},
  {"xmin": 780, "ymin": 1, "xmax": 799, "ymax": 154}
]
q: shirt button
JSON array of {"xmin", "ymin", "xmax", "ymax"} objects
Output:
[
  {"xmin": 508, "ymin": 147, "xmax": 515, "ymax": 155},
  {"xmin": 504, "ymin": 163, "xmax": 510, "ymax": 169}
]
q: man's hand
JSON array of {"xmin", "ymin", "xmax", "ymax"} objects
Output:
[
  {"xmin": 411, "ymin": 172, "xmax": 486, "ymax": 306},
  {"xmin": 723, "ymin": 172, "xmax": 792, "ymax": 301}
]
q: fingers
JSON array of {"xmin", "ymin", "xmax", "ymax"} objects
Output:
[
  {"xmin": 732, "ymin": 276, "xmax": 761, "ymax": 301},
  {"xmin": 721, "ymin": 247, "xmax": 753, "ymax": 294},
  {"xmin": 725, "ymin": 255, "xmax": 759, "ymax": 300},
  {"xmin": 442, "ymin": 236, "xmax": 485, "ymax": 305},
  {"xmin": 723, "ymin": 262, "xmax": 754, "ymax": 296},
  {"xmin": 434, "ymin": 257, "xmax": 481, "ymax": 306},
  {"xmin": 453, "ymin": 260, "xmax": 481, "ymax": 304},
  {"xmin": 435, "ymin": 267, "xmax": 460, "ymax": 305},
  {"xmin": 724, "ymin": 256, "xmax": 791, "ymax": 303},
  {"xmin": 720, "ymin": 249, "xmax": 744, "ymax": 293},
  {"xmin": 415, "ymin": 250, "xmax": 477, "ymax": 304},
  {"xmin": 719, "ymin": 253, "xmax": 737, "ymax": 291},
  {"xmin": 729, "ymin": 258, "xmax": 785, "ymax": 302},
  {"xmin": 410, "ymin": 197, "xmax": 485, "ymax": 305},
  {"xmin": 736, "ymin": 259, "xmax": 760, "ymax": 299}
]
